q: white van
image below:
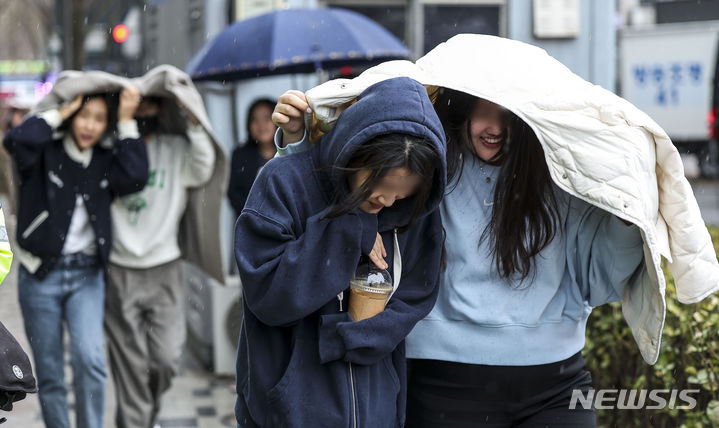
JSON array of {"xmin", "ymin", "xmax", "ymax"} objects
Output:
[{"xmin": 619, "ymin": 21, "xmax": 719, "ymax": 176}]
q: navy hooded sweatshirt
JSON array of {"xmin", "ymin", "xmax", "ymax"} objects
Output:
[{"xmin": 234, "ymin": 77, "xmax": 447, "ymax": 428}]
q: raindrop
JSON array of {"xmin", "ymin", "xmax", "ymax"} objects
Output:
[{"xmin": 143, "ymin": 4, "xmax": 147, "ymax": 11}]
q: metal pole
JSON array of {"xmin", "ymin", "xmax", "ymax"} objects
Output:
[
  {"xmin": 62, "ymin": 0, "xmax": 74, "ymax": 69},
  {"xmin": 201, "ymin": 0, "xmax": 235, "ymax": 276},
  {"xmin": 409, "ymin": 0, "xmax": 423, "ymax": 58}
]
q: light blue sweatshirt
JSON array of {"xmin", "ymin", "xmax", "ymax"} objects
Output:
[
  {"xmin": 405, "ymin": 156, "xmax": 644, "ymax": 365},
  {"xmin": 276, "ymin": 132, "xmax": 645, "ymax": 366}
]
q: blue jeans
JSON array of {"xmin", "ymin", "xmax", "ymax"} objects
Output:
[{"xmin": 18, "ymin": 254, "xmax": 107, "ymax": 428}]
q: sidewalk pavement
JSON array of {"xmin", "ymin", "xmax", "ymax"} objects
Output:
[{"xmin": 0, "ymin": 209, "xmax": 237, "ymax": 428}]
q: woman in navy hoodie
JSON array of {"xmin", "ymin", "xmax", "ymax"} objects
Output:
[
  {"xmin": 4, "ymin": 87, "xmax": 148, "ymax": 428},
  {"xmin": 234, "ymin": 77, "xmax": 447, "ymax": 428}
]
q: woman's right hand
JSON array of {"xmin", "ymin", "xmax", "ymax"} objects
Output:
[
  {"xmin": 272, "ymin": 90, "xmax": 310, "ymax": 145},
  {"xmin": 58, "ymin": 95, "xmax": 83, "ymax": 121},
  {"xmin": 368, "ymin": 232, "xmax": 388, "ymax": 270},
  {"xmin": 118, "ymin": 86, "xmax": 141, "ymax": 122}
]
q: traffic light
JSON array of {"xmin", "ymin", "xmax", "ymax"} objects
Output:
[{"xmin": 112, "ymin": 24, "xmax": 129, "ymax": 44}]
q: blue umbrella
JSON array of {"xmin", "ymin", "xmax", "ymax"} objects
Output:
[{"xmin": 186, "ymin": 8, "xmax": 411, "ymax": 81}]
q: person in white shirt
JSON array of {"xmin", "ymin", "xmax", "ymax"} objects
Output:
[{"xmin": 104, "ymin": 95, "xmax": 216, "ymax": 428}]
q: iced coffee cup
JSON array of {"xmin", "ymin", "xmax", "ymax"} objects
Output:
[{"xmin": 348, "ymin": 263, "xmax": 393, "ymax": 322}]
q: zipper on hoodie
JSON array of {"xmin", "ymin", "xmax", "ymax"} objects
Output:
[
  {"xmin": 337, "ymin": 291, "xmax": 344, "ymax": 312},
  {"xmin": 348, "ymin": 362, "xmax": 358, "ymax": 428}
]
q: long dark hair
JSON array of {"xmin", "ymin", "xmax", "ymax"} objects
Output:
[
  {"xmin": 323, "ymin": 133, "xmax": 440, "ymax": 231},
  {"xmin": 434, "ymin": 88, "xmax": 560, "ymax": 281},
  {"xmin": 138, "ymin": 96, "xmax": 188, "ymax": 136},
  {"xmin": 59, "ymin": 93, "xmax": 118, "ymax": 142}
]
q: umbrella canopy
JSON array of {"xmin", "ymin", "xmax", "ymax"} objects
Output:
[{"xmin": 186, "ymin": 8, "xmax": 411, "ymax": 82}]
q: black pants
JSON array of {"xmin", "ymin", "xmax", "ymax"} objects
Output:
[{"xmin": 405, "ymin": 352, "xmax": 596, "ymax": 428}]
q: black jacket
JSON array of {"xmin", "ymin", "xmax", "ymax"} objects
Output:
[
  {"xmin": 228, "ymin": 142, "xmax": 267, "ymax": 216},
  {"xmin": 0, "ymin": 321, "xmax": 36, "ymax": 413},
  {"xmin": 4, "ymin": 116, "xmax": 149, "ymax": 278}
]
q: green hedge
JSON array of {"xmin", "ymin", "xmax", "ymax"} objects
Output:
[{"xmin": 584, "ymin": 227, "xmax": 719, "ymax": 427}]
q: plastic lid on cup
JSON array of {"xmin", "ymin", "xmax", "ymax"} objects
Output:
[{"xmin": 352, "ymin": 262, "xmax": 392, "ymax": 292}]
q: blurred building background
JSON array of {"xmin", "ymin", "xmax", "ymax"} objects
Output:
[{"xmin": 5, "ymin": 0, "xmax": 719, "ymax": 126}]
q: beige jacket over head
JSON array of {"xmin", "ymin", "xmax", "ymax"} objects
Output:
[
  {"xmin": 305, "ymin": 34, "xmax": 719, "ymax": 364},
  {"xmin": 32, "ymin": 65, "xmax": 228, "ymax": 283}
]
